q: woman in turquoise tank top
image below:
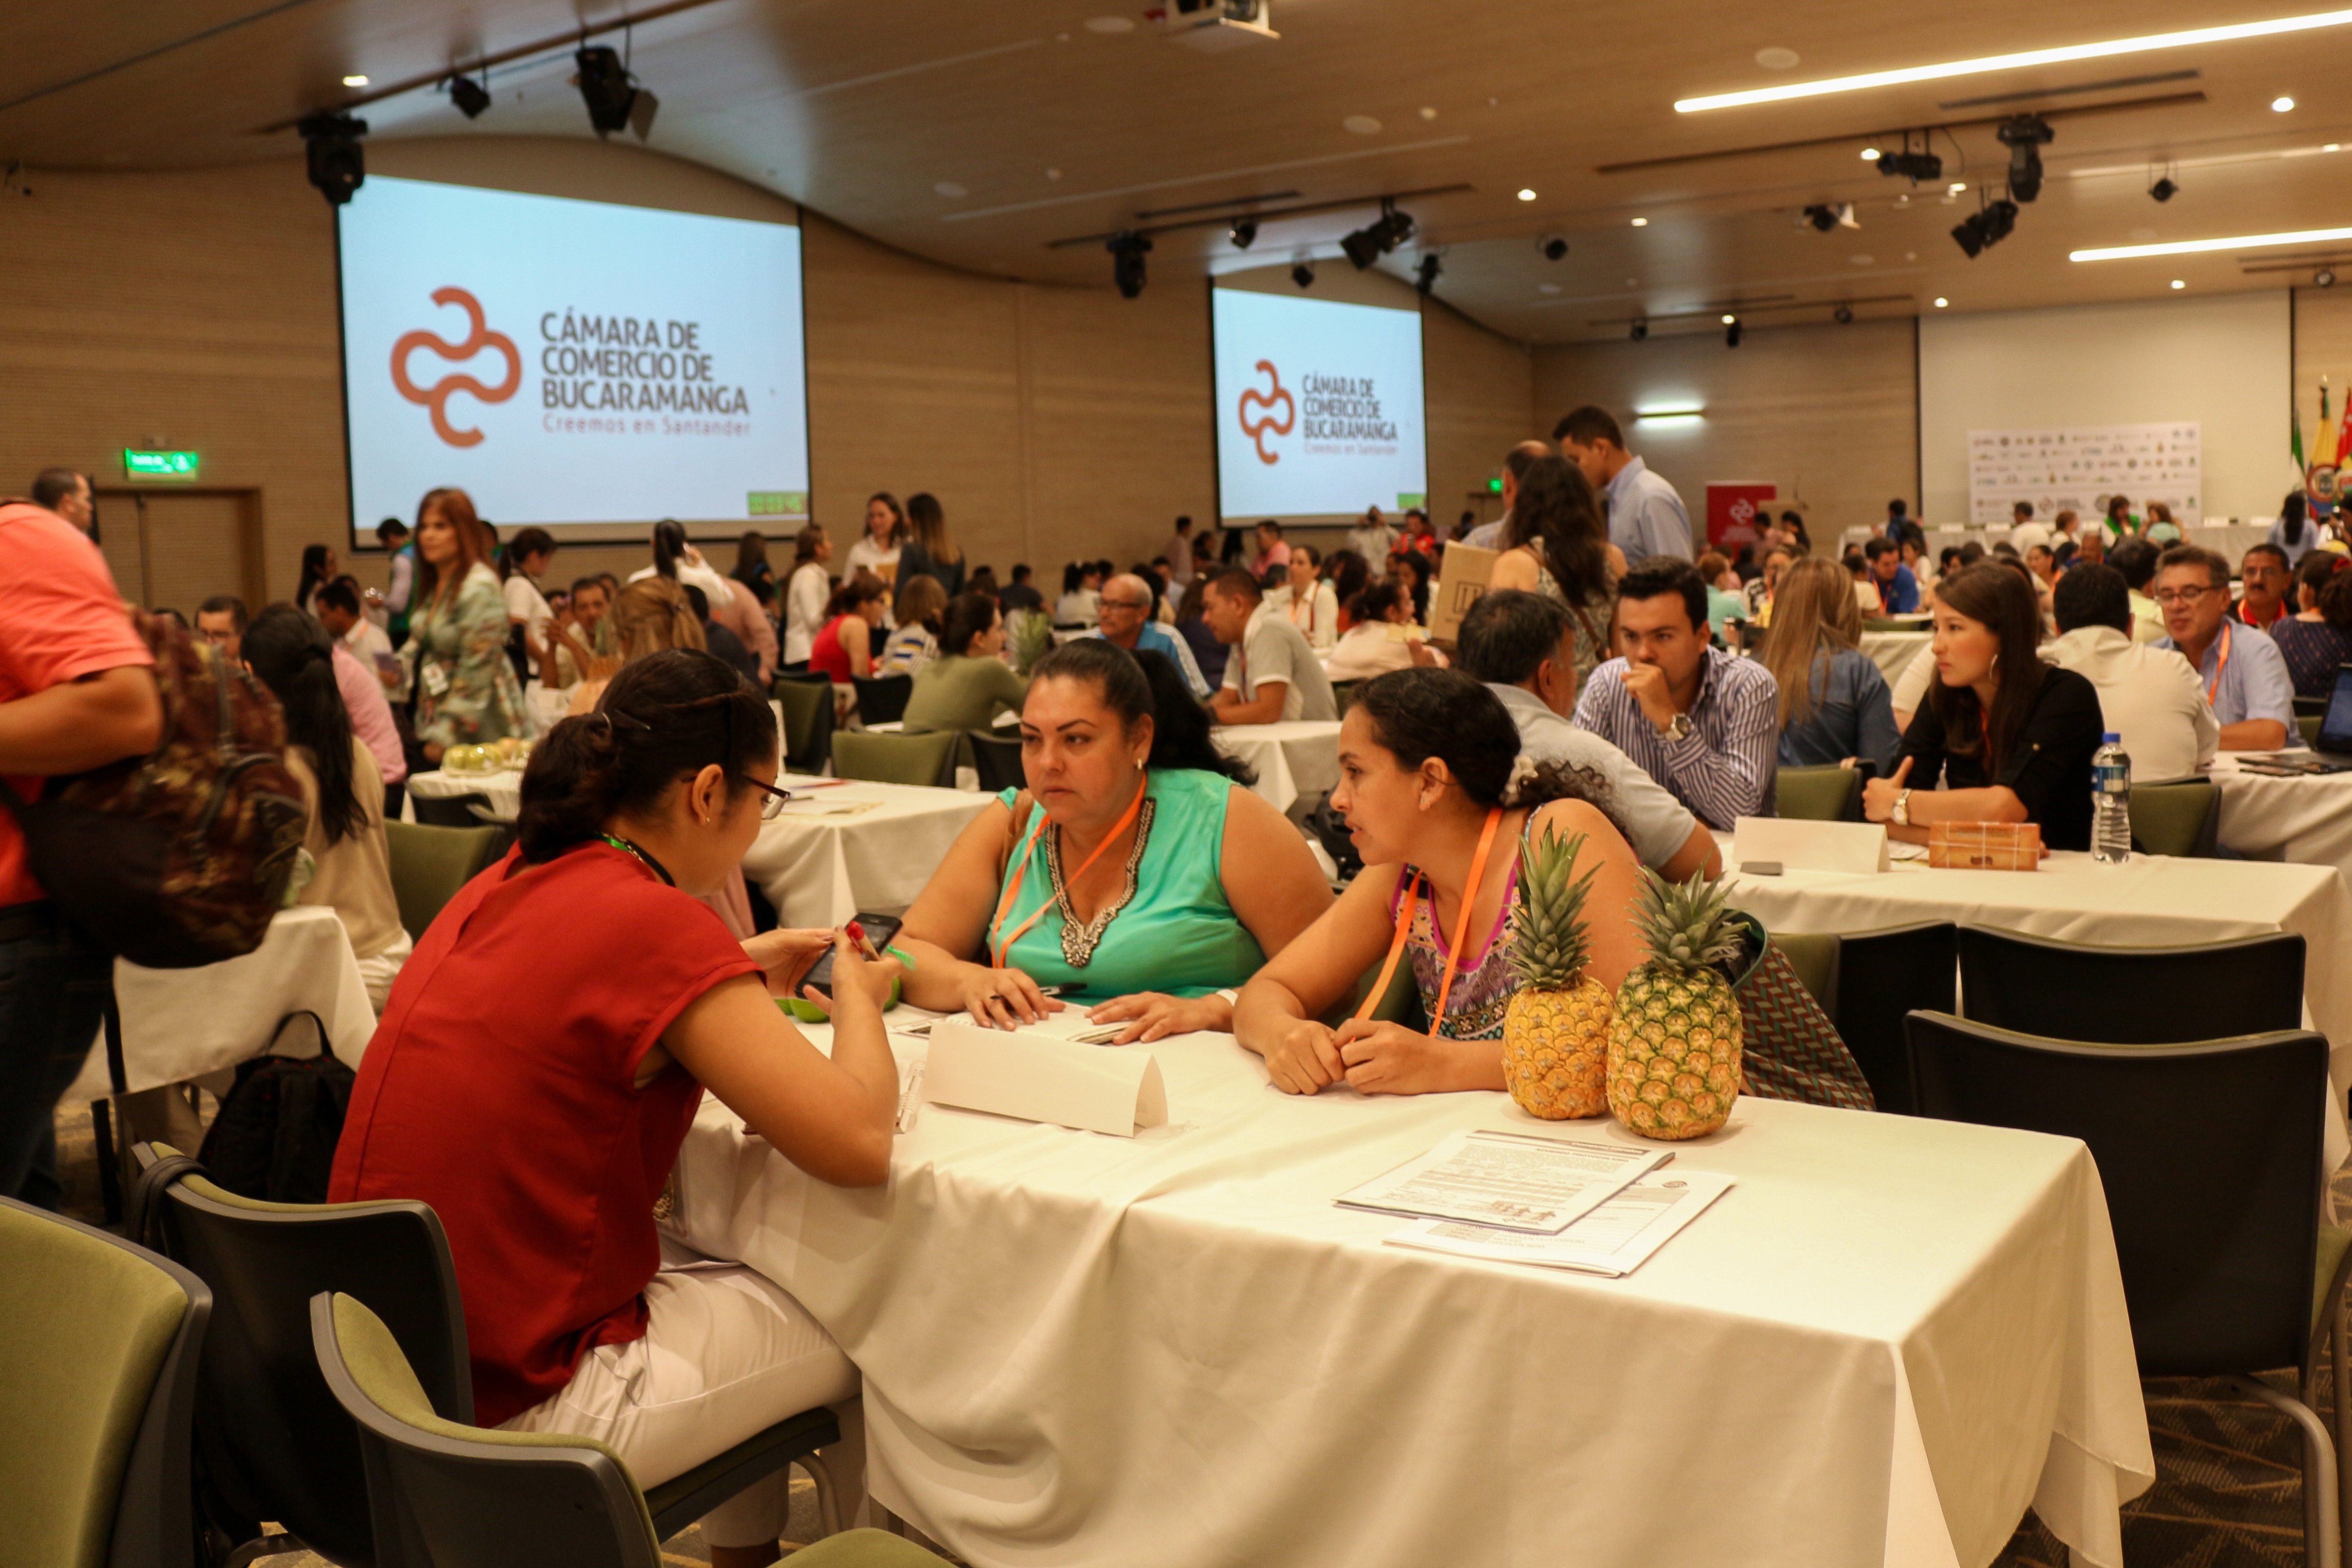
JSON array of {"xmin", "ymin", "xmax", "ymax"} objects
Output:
[{"xmin": 896, "ymin": 641, "xmax": 1332, "ymax": 1042}]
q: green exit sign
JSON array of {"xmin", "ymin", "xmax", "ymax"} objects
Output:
[
  {"xmin": 124, "ymin": 449, "xmax": 201, "ymax": 481},
  {"xmin": 1486, "ymin": 476, "xmax": 1504, "ymax": 493}
]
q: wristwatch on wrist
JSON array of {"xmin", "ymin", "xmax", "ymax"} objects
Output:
[
  {"xmin": 1664, "ymin": 713, "xmax": 1694, "ymax": 742},
  {"xmin": 1892, "ymin": 788, "xmax": 1913, "ymax": 827}
]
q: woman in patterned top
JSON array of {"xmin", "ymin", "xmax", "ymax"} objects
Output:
[
  {"xmin": 1486, "ymin": 455, "xmax": 1620, "ymax": 683},
  {"xmin": 1236, "ymin": 667, "xmax": 1646, "ymax": 1095},
  {"xmin": 404, "ymin": 487, "xmax": 527, "ymax": 761}
]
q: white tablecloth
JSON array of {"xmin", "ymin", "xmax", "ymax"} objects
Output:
[
  {"xmin": 1860, "ymin": 630, "xmax": 1931, "ymax": 687},
  {"xmin": 67, "ymin": 905, "xmax": 375, "ymax": 1099},
  {"xmin": 1214, "ymin": 720, "xmax": 1341, "ymax": 815},
  {"xmin": 1720, "ymin": 846, "xmax": 2352, "ymax": 1164},
  {"xmin": 740, "ymin": 780, "xmax": 995, "ymax": 927},
  {"xmin": 406, "ymin": 765, "xmax": 522, "ymax": 817},
  {"xmin": 2209, "ymin": 754, "xmax": 2352, "ymax": 881},
  {"xmin": 674, "ymin": 1027, "xmax": 2151, "ymax": 1568}
]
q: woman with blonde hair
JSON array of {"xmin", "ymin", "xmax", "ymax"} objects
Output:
[
  {"xmin": 882, "ymin": 573, "xmax": 947, "ymax": 676},
  {"xmin": 405, "ymin": 486, "xmax": 527, "ymax": 761},
  {"xmin": 566, "ymin": 578, "xmax": 706, "ymax": 717},
  {"xmin": 1760, "ymin": 555, "xmax": 1900, "ymax": 773},
  {"xmin": 896, "ymin": 492, "xmax": 965, "ymax": 599}
]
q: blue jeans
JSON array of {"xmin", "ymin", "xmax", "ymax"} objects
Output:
[{"xmin": 0, "ymin": 904, "xmax": 111, "ymax": 1209}]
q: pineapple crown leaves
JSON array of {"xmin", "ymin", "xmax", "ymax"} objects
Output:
[
  {"xmin": 1506, "ymin": 826, "xmax": 1597, "ymax": 991},
  {"xmin": 1629, "ymin": 867, "xmax": 1745, "ymax": 979}
]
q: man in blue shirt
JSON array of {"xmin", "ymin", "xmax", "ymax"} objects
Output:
[
  {"xmin": 2152, "ymin": 545, "xmax": 2296, "ymax": 751},
  {"xmin": 1090, "ymin": 572, "xmax": 1210, "ymax": 697},
  {"xmin": 1863, "ymin": 537, "xmax": 1919, "ymax": 613},
  {"xmin": 1554, "ymin": 406, "xmax": 1693, "ymax": 565}
]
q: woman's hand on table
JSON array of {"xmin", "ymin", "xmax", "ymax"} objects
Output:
[
  {"xmin": 1861, "ymin": 756, "xmax": 1914, "ymax": 824},
  {"xmin": 1334, "ymin": 1019, "xmax": 1477, "ymax": 1095},
  {"xmin": 740, "ymin": 926, "xmax": 838, "ymax": 998},
  {"xmin": 953, "ymin": 962, "xmax": 1063, "ymax": 1030},
  {"xmin": 1262, "ymin": 1019, "xmax": 1347, "ymax": 1095},
  {"xmin": 1087, "ymin": 991, "xmax": 1227, "ymax": 1045}
]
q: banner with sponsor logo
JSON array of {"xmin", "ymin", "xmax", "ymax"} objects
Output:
[
  {"xmin": 337, "ymin": 176, "xmax": 809, "ymax": 535},
  {"xmin": 1211, "ymin": 288, "xmax": 1426, "ymax": 524},
  {"xmin": 1966, "ymin": 422, "xmax": 2200, "ymax": 526}
]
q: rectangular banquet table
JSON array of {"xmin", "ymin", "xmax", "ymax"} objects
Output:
[
  {"xmin": 1860, "ymin": 629, "xmax": 1932, "ymax": 687},
  {"xmin": 671, "ymin": 1023, "xmax": 2151, "ymax": 1568},
  {"xmin": 2208, "ymin": 753, "xmax": 2352, "ymax": 882},
  {"xmin": 739, "ymin": 779, "xmax": 996, "ymax": 927},
  {"xmin": 1214, "ymin": 719, "xmax": 1341, "ymax": 815}
]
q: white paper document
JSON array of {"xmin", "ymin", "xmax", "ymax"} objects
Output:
[
  {"xmin": 1385, "ymin": 1170, "xmax": 1736, "ymax": 1276},
  {"xmin": 1335, "ymin": 1128, "xmax": 1670, "ymax": 1234}
]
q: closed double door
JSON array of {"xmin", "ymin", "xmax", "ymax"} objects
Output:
[{"xmin": 92, "ymin": 488, "xmax": 264, "ymax": 615}]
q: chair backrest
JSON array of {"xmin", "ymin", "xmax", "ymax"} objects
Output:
[
  {"xmin": 1828, "ymin": 921, "xmax": 1954, "ymax": 1114},
  {"xmin": 967, "ymin": 729, "xmax": 1025, "ymax": 795},
  {"xmin": 1957, "ymin": 925, "xmax": 2304, "ymax": 1045},
  {"xmin": 383, "ymin": 821, "xmax": 499, "ymax": 941},
  {"xmin": 1332, "ymin": 680, "xmax": 1358, "ymax": 717},
  {"xmin": 1905, "ymin": 1013, "xmax": 2329, "ymax": 1375},
  {"xmin": 850, "ymin": 673, "xmax": 913, "ymax": 726},
  {"xmin": 1771, "ymin": 932, "xmax": 1840, "ymax": 1015},
  {"xmin": 135, "ymin": 1145, "xmax": 470, "ymax": 1567},
  {"xmin": 2294, "ymin": 694, "xmax": 2329, "ymax": 718},
  {"xmin": 770, "ymin": 675, "xmax": 834, "ymax": 774},
  {"xmin": 832, "ymin": 729, "xmax": 959, "ymax": 788},
  {"xmin": 2300, "ymin": 712, "xmax": 2324, "ymax": 748},
  {"xmin": 2126, "ymin": 779, "xmax": 2219, "ymax": 857},
  {"xmin": 1773, "ymin": 764, "xmax": 1863, "ymax": 822},
  {"xmin": 408, "ymin": 792, "xmax": 492, "ymax": 830},
  {"xmin": 312, "ymin": 1293, "xmax": 660, "ymax": 1568},
  {"xmin": 0, "ymin": 1195, "xmax": 209, "ymax": 1568}
]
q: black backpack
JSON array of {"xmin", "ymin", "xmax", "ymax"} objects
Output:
[{"xmin": 197, "ymin": 1011, "xmax": 356, "ymax": 1204}]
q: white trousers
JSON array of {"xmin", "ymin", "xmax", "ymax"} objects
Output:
[{"xmin": 500, "ymin": 1252, "xmax": 862, "ymax": 1548}]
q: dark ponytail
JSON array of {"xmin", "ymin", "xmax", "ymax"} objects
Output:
[
  {"xmin": 244, "ymin": 604, "xmax": 365, "ymax": 845},
  {"xmin": 517, "ymin": 648, "xmax": 778, "ymax": 863},
  {"xmin": 652, "ymin": 519, "xmax": 689, "ymax": 581},
  {"xmin": 1351, "ymin": 668, "xmax": 1626, "ymax": 837},
  {"xmin": 1023, "ymin": 639, "xmax": 1255, "ymax": 784}
]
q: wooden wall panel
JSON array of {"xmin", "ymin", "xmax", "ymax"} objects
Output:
[
  {"xmin": 1423, "ymin": 300, "xmax": 1536, "ymax": 538},
  {"xmin": 1531, "ymin": 318, "xmax": 1918, "ymax": 548}
]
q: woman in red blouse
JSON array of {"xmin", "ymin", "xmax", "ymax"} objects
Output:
[{"xmin": 331, "ymin": 649, "xmax": 899, "ymax": 1567}]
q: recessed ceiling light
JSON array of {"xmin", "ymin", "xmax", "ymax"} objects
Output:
[
  {"xmin": 2273, "ymin": 94, "xmax": 2298, "ymax": 111},
  {"xmin": 1084, "ymin": 15, "xmax": 1135, "ymax": 33},
  {"xmin": 1343, "ymin": 115, "xmax": 1382, "ymax": 135},
  {"xmin": 1046, "ymin": 168, "xmax": 1063, "ymax": 180},
  {"xmin": 1754, "ymin": 47, "xmax": 1800, "ymax": 70},
  {"xmin": 1630, "ymin": 216, "xmax": 1649, "ymax": 226},
  {"xmin": 1861, "ymin": 147, "xmax": 1882, "ymax": 161},
  {"xmin": 1677, "ymin": 9, "xmax": 2352, "ymax": 112},
  {"xmin": 1517, "ymin": 188, "xmax": 1537, "ymax": 201},
  {"xmin": 1538, "ymin": 283, "xmax": 1562, "ymax": 294},
  {"xmin": 1720, "ymin": 313, "xmax": 1737, "ymax": 324},
  {"xmin": 2328, "ymin": 143, "xmax": 2344, "ymax": 151},
  {"xmin": 933, "ymin": 181, "xmax": 968, "ymax": 199},
  {"xmin": 1949, "ymin": 182, "xmax": 1967, "ymax": 194},
  {"xmin": 1850, "ymin": 253, "xmax": 1874, "ymax": 265},
  {"xmin": 342, "ymin": 74, "xmax": 369, "ymax": 86},
  {"xmin": 1419, "ymin": 106, "xmax": 1438, "ymax": 121},
  {"xmin": 1934, "ymin": 296, "xmax": 1950, "ymax": 307},
  {"xmin": 1625, "ymin": 277, "xmax": 1639, "ymax": 286},
  {"xmin": 2073, "ymin": 224, "xmax": 2352, "ymax": 260},
  {"xmin": 1905, "ymin": 250, "xmax": 1917, "ymax": 260},
  {"xmin": 2171, "ymin": 278, "xmax": 2188, "ymax": 287}
]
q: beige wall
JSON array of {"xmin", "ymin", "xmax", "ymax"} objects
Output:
[{"xmin": 1532, "ymin": 319, "xmax": 1919, "ymax": 550}]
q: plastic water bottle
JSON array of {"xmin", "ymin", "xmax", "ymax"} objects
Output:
[{"xmin": 2091, "ymin": 732, "xmax": 2131, "ymax": 864}]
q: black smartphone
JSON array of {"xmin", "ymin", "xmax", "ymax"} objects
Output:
[{"xmin": 801, "ymin": 912, "xmax": 904, "ymax": 999}]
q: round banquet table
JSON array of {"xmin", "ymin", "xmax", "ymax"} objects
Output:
[
  {"xmin": 739, "ymin": 778, "xmax": 996, "ymax": 927},
  {"xmin": 1213, "ymin": 719, "xmax": 1341, "ymax": 816},
  {"xmin": 406, "ymin": 764, "xmax": 523, "ymax": 818},
  {"xmin": 671, "ymin": 1016, "xmax": 2152, "ymax": 1568}
]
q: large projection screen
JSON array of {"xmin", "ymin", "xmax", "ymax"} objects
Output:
[
  {"xmin": 336, "ymin": 175, "xmax": 809, "ymax": 543},
  {"xmin": 1212, "ymin": 287, "xmax": 1427, "ymax": 524}
]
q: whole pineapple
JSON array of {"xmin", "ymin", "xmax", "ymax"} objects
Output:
[
  {"xmin": 1502, "ymin": 828, "xmax": 1613, "ymax": 1119},
  {"xmin": 1607, "ymin": 870, "xmax": 1746, "ymax": 1140}
]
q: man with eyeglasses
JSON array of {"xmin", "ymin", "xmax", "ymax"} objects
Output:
[
  {"xmin": 1088, "ymin": 573, "xmax": 1210, "ymax": 698},
  {"xmin": 2151, "ymin": 545, "xmax": 2295, "ymax": 752},
  {"xmin": 195, "ymin": 595, "xmax": 248, "ymax": 663}
]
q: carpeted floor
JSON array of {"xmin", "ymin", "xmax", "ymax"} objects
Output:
[{"xmin": 50, "ymin": 1099, "xmax": 2336, "ymax": 1567}]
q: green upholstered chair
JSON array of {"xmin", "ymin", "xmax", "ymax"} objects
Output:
[
  {"xmin": 771, "ymin": 675, "xmax": 835, "ymax": 775},
  {"xmin": 1771, "ymin": 932, "xmax": 1840, "ymax": 1015},
  {"xmin": 1773, "ymin": 764, "xmax": 1863, "ymax": 822},
  {"xmin": 384, "ymin": 821, "xmax": 500, "ymax": 941},
  {"xmin": 2301, "ymin": 712, "xmax": 2325, "ymax": 749},
  {"xmin": 832, "ymin": 729, "xmax": 960, "ymax": 789},
  {"xmin": 2127, "ymin": 778, "xmax": 2221, "ymax": 858},
  {"xmin": 314, "ymin": 1295, "xmax": 937, "ymax": 1568},
  {"xmin": 1332, "ymin": 680, "xmax": 1358, "ymax": 717},
  {"xmin": 0, "ymin": 1194, "xmax": 210, "ymax": 1568}
]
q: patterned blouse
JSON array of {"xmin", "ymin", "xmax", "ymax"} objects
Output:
[
  {"xmin": 407, "ymin": 561, "xmax": 527, "ymax": 748},
  {"xmin": 1390, "ymin": 849, "xmax": 1526, "ymax": 1043}
]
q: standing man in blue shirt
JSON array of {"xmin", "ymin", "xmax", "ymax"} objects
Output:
[
  {"xmin": 2152, "ymin": 545, "xmax": 2296, "ymax": 751},
  {"xmin": 1863, "ymin": 537, "xmax": 1920, "ymax": 613},
  {"xmin": 1554, "ymin": 406, "xmax": 1694, "ymax": 566}
]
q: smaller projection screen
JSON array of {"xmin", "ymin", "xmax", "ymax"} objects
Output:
[
  {"xmin": 1212, "ymin": 287, "xmax": 1427, "ymax": 523},
  {"xmin": 336, "ymin": 175, "xmax": 810, "ymax": 541}
]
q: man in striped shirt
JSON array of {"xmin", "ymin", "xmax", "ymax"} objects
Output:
[{"xmin": 1574, "ymin": 558, "xmax": 1779, "ymax": 828}]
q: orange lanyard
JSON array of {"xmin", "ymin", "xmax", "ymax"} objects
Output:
[
  {"xmin": 1353, "ymin": 808, "xmax": 1503, "ymax": 1033},
  {"xmin": 989, "ymin": 772, "xmax": 1149, "ymax": 967},
  {"xmin": 2205, "ymin": 621, "xmax": 2231, "ymax": 706}
]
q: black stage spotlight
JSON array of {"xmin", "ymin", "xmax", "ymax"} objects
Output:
[
  {"xmin": 1291, "ymin": 260, "xmax": 1316, "ymax": 289},
  {"xmin": 1805, "ymin": 204, "xmax": 1840, "ymax": 232},
  {"xmin": 2149, "ymin": 176, "xmax": 2179, "ymax": 202},
  {"xmin": 1981, "ymin": 197, "xmax": 2019, "ymax": 244},
  {"xmin": 1414, "ymin": 253, "xmax": 1441, "ymax": 295},
  {"xmin": 1629, "ymin": 318, "xmax": 1649, "ymax": 341},
  {"xmin": 1342, "ymin": 202, "xmax": 1416, "ymax": 270},
  {"xmin": 297, "ymin": 112, "xmax": 367, "ymax": 206},
  {"xmin": 1107, "ymin": 232, "xmax": 1151, "ymax": 298},
  {"xmin": 1834, "ymin": 304, "xmax": 1855, "ymax": 324},
  {"xmin": 1229, "ymin": 216, "xmax": 1257, "ymax": 249},
  {"xmin": 1951, "ymin": 211, "xmax": 1986, "ymax": 257},
  {"xmin": 1540, "ymin": 236, "xmax": 1569, "ymax": 261},
  {"xmin": 448, "ymin": 73, "xmax": 491, "ymax": 120},
  {"xmin": 1725, "ymin": 317, "xmax": 1743, "ymax": 348},
  {"xmin": 575, "ymin": 46, "xmax": 657, "ymax": 139},
  {"xmin": 1998, "ymin": 115, "xmax": 2054, "ymax": 202},
  {"xmin": 1877, "ymin": 135, "xmax": 1943, "ymax": 183}
]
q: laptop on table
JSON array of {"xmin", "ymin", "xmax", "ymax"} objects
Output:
[{"xmin": 2235, "ymin": 663, "xmax": 2352, "ymax": 775}]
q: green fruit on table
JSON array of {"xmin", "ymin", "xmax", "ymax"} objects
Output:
[{"xmin": 777, "ymin": 976, "xmax": 901, "ymax": 1022}]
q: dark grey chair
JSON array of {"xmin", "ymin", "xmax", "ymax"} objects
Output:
[
  {"xmin": 1957, "ymin": 926, "xmax": 2304, "ymax": 1045},
  {"xmin": 967, "ymin": 729, "xmax": 1025, "ymax": 795},
  {"xmin": 850, "ymin": 674, "xmax": 913, "ymax": 727}
]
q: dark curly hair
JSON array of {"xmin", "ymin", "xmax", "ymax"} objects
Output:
[{"xmin": 1350, "ymin": 667, "xmax": 1625, "ymax": 839}]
